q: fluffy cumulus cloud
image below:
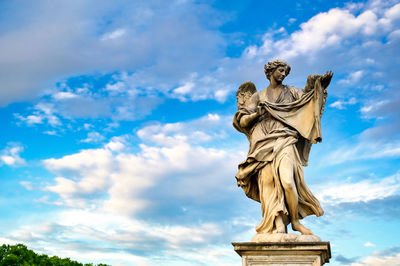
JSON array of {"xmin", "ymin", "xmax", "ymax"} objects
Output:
[
  {"xmin": 0, "ymin": 143, "xmax": 25, "ymax": 166},
  {"xmin": 14, "ymin": 102, "xmax": 61, "ymax": 127},
  {"xmin": 40, "ymin": 114, "xmax": 239, "ymax": 213},
  {"xmin": 351, "ymin": 247, "xmax": 400, "ymax": 266},
  {"xmin": 5, "ymin": 209, "xmax": 232, "ymax": 265},
  {"xmin": 244, "ymin": 0, "xmax": 400, "ymax": 60},
  {"xmin": 81, "ymin": 131, "xmax": 106, "ymax": 143},
  {"xmin": 43, "ymin": 147, "xmax": 115, "ymax": 207},
  {"xmin": 329, "ymin": 97, "xmax": 357, "ymax": 109},
  {"xmin": 0, "ymin": 0, "xmax": 226, "ymax": 106},
  {"xmin": 8, "ymin": 114, "xmax": 247, "ymax": 263},
  {"xmin": 3, "ymin": 1, "xmax": 400, "ymax": 265},
  {"xmin": 236, "ymin": 0, "xmax": 400, "ymax": 132},
  {"xmin": 136, "ymin": 113, "xmax": 230, "ymax": 146},
  {"xmin": 316, "ymin": 173, "xmax": 400, "ymax": 205},
  {"xmin": 10, "ymin": 0, "xmax": 400, "ymax": 132}
]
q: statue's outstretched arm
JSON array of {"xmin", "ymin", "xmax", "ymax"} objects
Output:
[
  {"xmin": 239, "ymin": 94, "xmax": 260, "ymax": 128},
  {"xmin": 239, "ymin": 112, "xmax": 259, "ymax": 128}
]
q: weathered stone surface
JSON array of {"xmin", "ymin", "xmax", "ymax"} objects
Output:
[
  {"xmin": 232, "ymin": 242, "xmax": 331, "ymax": 266},
  {"xmin": 251, "ymin": 233, "xmax": 321, "ymax": 243}
]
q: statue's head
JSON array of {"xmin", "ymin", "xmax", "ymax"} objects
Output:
[
  {"xmin": 264, "ymin": 59, "xmax": 291, "ymax": 81},
  {"xmin": 236, "ymin": 81, "xmax": 257, "ymax": 108}
]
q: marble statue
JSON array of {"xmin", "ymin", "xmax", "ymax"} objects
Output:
[{"xmin": 233, "ymin": 59, "xmax": 333, "ymax": 241}]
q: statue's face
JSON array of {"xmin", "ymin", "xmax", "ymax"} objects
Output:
[
  {"xmin": 237, "ymin": 91, "xmax": 252, "ymax": 108},
  {"xmin": 272, "ymin": 66, "xmax": 287, "ymax": 82}
]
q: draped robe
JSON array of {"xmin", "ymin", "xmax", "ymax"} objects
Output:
[{"xmin": 233, "ymin": 78, "xmax": 326, "ymax": 233}]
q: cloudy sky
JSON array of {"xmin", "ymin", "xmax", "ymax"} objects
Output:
[{"xmin": 1, "ymin": 0, "xmax": 400, "ymax": 265}]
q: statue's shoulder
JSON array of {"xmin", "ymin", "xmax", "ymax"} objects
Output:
[
  {"xmin": 248, "ymin": 90, "xmax": 260, "ymax": 105},
  {"xmin": 286, "ymin": 85, "xmax": 302, "ymax": 99},
  {"xmin": 251, "ymin": 90, "xmax": 261, "ymax": 98},
  {"xmin": 286, "ymin": 85, "xmax": 300, "ymax": 92}
]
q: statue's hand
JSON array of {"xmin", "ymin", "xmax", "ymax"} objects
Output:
[
  {"xmin": 257, "ymin": 104, "xmax": 266, "ymax": 116},
  {"xmin": 320, "ymin": 71, "xmax": 333, "ymax": 88}
]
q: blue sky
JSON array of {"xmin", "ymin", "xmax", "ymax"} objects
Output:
[{"xmin": 0, "ymin": 0, "xmax": 400, "ymax": 265}]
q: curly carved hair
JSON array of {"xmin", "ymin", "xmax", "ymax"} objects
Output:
[{"xmin": 264, "ymin": 59, "xmax": 291, "ymax": 80}]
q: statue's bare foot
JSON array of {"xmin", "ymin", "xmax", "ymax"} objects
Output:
[{"xmin": 292, "ymin": 221, "xmax": 313, "ymax": 235}]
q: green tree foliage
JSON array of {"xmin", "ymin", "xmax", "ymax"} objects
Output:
[{"xmin": 0, "ymin": 244, "xmax": 109, "ymax": 266}]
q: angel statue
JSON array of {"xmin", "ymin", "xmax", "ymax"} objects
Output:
[{"xmin": 233, "ymin": 59, "xmax": 333, "ymax": 242}]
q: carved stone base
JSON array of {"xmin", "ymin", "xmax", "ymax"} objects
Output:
[
  {"xmin": 252, "ymin": 233, "xmax": 321, "ymax": 242},
  {"xmin": 232, "ymin": 242, "xmax": 331, "ymax": 266}
]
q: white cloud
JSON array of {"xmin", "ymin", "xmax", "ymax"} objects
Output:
[
  {"xmin": 173, "ymin": 81, "xmax": 195, "ymax": 95},
  {"xmin": 101, "ymin": 28, "xmax": 126, "ymax": 41},
  {"xmin": 104, "ymin": 81, "xmax": 128, "ymax": 94},
  {"xmin": 83, "ymin": 123, "xmax": 93, "ymax": 130},
  {"xmin": 104, "ymin": 137, "xmax": 126, "ymax": 151},
  {"xmin": 364, "ymin": 242, "xmax": 376, "ymax": 247},
  {"xmin": 16, "ymin": 77, "xmax": 164, "ymax": 123},
  {"xmin": 388, "ymin": 29, "xmax": 400, "ymax": 42},
  {"xmin": 43, "ymin": 130, "xmax": 58, "ymax": 136},
  {"xmin": 329, "ymin": 97, "xmax": 357, "ymax": 109},
  {"xmin": 4, "ymin": 207, "xmax": 234, "ymax": 265},
  {"xmin": 360, "ymin": 100, "xmax": 389, "ymax": 115},
  {"xmin": 225, "ymin": 1, "xmax": 400, "ymax": 114},
  {"xmin": 137, "ymin": 113, "xmax": 229, "ymax": 146},
  {"xmin": 0, "ymin": 237, "xmax": 18, "ymax": 246},
  {"xmin": 316, "ymin": 173, "xmax": 400, "ymax": 205},
  {"xmin": 246, "ymin": 5, "xmax": 396, "ymax": 60},
  {"xmin": 384, "ymin": 3, "xmax": 400, "ymax": 22},
  {"xmin": 103, "ymin": 139, "xmax": 237, "ymax": 216},
  {"xmin": 43, "ymin": 147, "xmax": 115, "ymax": 207},
  {"xmin": 3, "ymin": 2, "xmax": 400, "ymax": 265},
  {"xmin": 338, "ymin": 70, "xmax": 364, "ymax": 85},
  {"xmin": 20, "ymin": 181, "xmax": 33, "ymax": 190},
  {"xmin": 20, "ymin": 115, "xmax": 43, "ymax": 125},
  {"xmin": 40, "ymin": 114, "xmax": 239, "ymax": 215},
  {"xmin": 351, "ymin": 251, "xmax": 400, "ymax": 266},
  {"xmin": 81, "ymin": 131, "xmax": 106, "ymax": 143},
  {"xmin": 52, "ymin": 91, "xmax": 78, "ymax": 100},
  {"xmin": 0, "ymin": 143, "xmax": 26, "ymax": 166},
  {"xmin": 214, "ymin": 89, "xmax": 229, "ymax": 102},
  {"xmin": 15, "ymin": 102, "xmax": 61, "ymax": 127},
  {"xmin": 0, "ymin": 0, "xmax": 225, "ymax": 106},
  {"xmin": 8, "ymin": 1, "xmax": 400, "ymax": 127}
]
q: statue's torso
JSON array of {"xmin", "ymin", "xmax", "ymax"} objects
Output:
[{"xmin": 249, "ymin": 86, "xmax": 299, "ymax": 137}]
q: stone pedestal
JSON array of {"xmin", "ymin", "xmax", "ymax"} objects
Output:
[{"xmin": 232, "ymin": 242, "xmax": 331, "ymax": 266}]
